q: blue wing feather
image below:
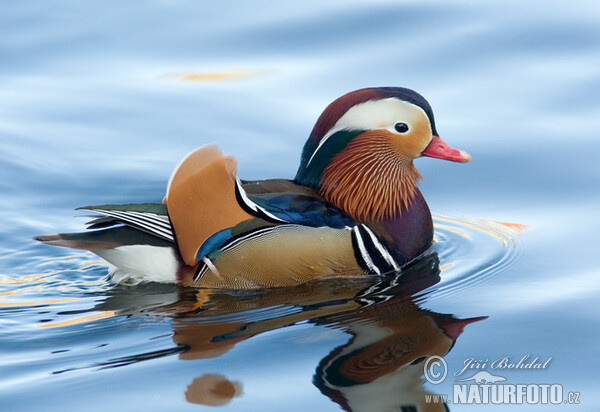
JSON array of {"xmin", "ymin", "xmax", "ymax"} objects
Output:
[
  {"xmin": 246, "ymin": 192, "xmax": 354, "ymax": 228},
  {"xmin": 196, "ymin": 228, "xmax": 233, "ymax": 262}
]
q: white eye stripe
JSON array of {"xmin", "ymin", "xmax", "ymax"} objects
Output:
[{"xmin": 307, "ymin": 98, "xmax": 429, "ymax": 167}]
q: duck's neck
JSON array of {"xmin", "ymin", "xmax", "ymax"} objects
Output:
[
  {"xmin": 313, "ymin": 133, "xmax": 433, "ymax": 263},
  {"xmin": 318, "ymin": 132, "xmax": 423, "ymax": 223},
  {"xmin": 372, "ymin": 188, "xmax": 433, "ymax": 265}
]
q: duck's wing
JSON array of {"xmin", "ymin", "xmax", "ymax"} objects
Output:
[
  {"xmin": 35, "ymin": 203, "xmax": 175, "ymax": 251},
  {"xmin": 190, "ymin": 179, "xmax": 357, "ymax": 263},
  {"xmin": 34, "ymin": 224, "xmax": 173, "ymax": 250},
  {"xmin": 237, "ymin": 178, "xmax": 355, "ymax": 229},
  {"xmin": 78, "ymin": 203, "xmax": 173, "ymax": 242},
  {"xmin": 165, "ymin": 146, "xmax": 356, "ymax": 266}
]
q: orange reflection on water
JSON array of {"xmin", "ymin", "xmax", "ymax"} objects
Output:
[
  {"xmin": 37, "ymin": 310, "xmax": 117, "ymax": 328},
  {"xmin": 0, "ymin": 252, "xmax": 108, "ymax": 316},
  {"xmin": 0, "ymin": 298, "xmax": 82, "ymax": 308},
  {"xmin": 496, "ymin": 221, "xmax": 529, "ymax": 232},
  {"xmin": 170, "ymin": 70, "xmax": 262, "ymax": 82},
  {"xmin": 433, "ymin": 223, "xmax": 471, "ymax": 239},
  {"xmin": 434, "ymin": 215, "xmax": 527, "ymax": 247}
]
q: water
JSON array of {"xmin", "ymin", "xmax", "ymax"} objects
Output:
[{"xmin": 1, "ymin": 0, "xmax": 599, "ymax": 410}]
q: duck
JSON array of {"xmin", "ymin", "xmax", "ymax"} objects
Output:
[{"xmin": 35, "ymin": 87, "xmax": 471, "ymax": 289}]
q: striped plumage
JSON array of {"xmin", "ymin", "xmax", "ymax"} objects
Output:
[{"xmin": 36, "ymin": 87, "xmax": 471, "ymax": 288}]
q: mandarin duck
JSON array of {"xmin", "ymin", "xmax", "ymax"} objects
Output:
[{"xmin": 36, "ymin": 87, "xmax": 471, "ymax": 289}]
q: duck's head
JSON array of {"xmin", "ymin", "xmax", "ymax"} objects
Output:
[{"xmin": 295, "ymin": 87, "xmax": 470, "ymax": 222}]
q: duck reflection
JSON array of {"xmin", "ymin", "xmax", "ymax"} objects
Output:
[
  {"xmin": 93, "ymin": 253, "xmax": 485, "ymax": 410},
  {"xmin": 311, "ymin": 284, "xmax": 485, "ymax": 411}
]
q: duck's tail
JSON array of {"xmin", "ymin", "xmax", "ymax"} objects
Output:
[
  {"xmin": 34, "ymin": 144, "xmax": 257, "ymax": 281},
  {"xmin": 35, "ymin": 226, "xmax": 181, "ymax": 284},
  {"xmin": 34, "ymin": 225, "xmax": 172, "ymax": 250}
]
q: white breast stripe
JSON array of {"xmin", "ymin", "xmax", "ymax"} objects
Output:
[
  {"xmin": 235, "ymin": 177, "xmax": 287, "ymax": 223},
  {"xmin": 360, "ymin": 225, "xmax": 400, "ymax": 271},
  {"xmin": 352, "ymin": 226, "xmax": 381, "ymax": 275}
]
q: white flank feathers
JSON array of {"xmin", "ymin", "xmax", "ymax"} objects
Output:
[{"xmin": 94, "ymin": 245, "xmax": 179, "ymax": 284}]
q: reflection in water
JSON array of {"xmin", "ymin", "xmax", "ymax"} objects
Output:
[
  {"xmin": 310, "ymin": 258, "xmax": 486, "ymax": 412},
  {"xmin": 312, "ymin": 291, "xmax": 484, "ymax": 412},
  {"xmin": 0, "ymin": 216, "xmax": 512, "ymax": 409},
  {"xmin": 84, "ymin": 252, "xmax": 485, "ymax": 410},
  {"xmin": 185, "ymin": 374, "xmax": 243, "ymax": 407},
  {"xmin": 169, "ymin": 70, "xmax": 263, "ymax": 82}
]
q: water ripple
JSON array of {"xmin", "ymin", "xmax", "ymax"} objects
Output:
[{"xmin": 429, "ymin": 214, "xmax": 527, "ymax": 303}]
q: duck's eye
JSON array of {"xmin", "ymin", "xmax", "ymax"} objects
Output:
[{"xmin": 394, "ymin": 122, "xmax": 409, "ymax": 133}]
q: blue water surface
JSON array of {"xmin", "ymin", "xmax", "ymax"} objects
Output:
[{"xmin": 1, "ymin": 0, "xmax": 599, "ymax": 410}]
